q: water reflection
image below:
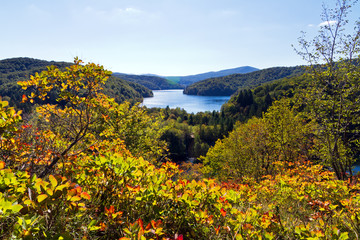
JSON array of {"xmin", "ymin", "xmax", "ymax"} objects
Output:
[{"xmin": 142, "ymin": 89, "xmax": 231, "ymax": 114}]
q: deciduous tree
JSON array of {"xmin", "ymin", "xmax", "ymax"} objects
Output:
[{"xmin": 295, "ymin": 0, "xmax": 360, "ymax": 179}]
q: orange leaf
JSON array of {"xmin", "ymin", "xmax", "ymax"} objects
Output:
[
  {"xmin": 81, "ymin": 192, "xmax": 91, "ymax": 200},
  {"xmin": 75, "ymin": 186, "xmax": 82, "ymax": 194},
  {"xmin": 215, "ymin": 226, "xmax": 220, "ymax": 235},
  {"xmin": 243, "ymin": 223, "xmax": 254, "ymax": 230},
  {"xmin": 220, "ymin": 208, "xmax": 227, "ymax": 217},
  {"xmin": 21, "ymin": 94, "xmax": 28, "ymax": 103},
  {"xmin": 152, "ymin": 219, "xmax": 162, "ymax": 228},
  {"xmin": 68, "ymin": 189, "xmax": 77, "ymax": 196},
  {"xmin": 0, "ymin": 161, "xmax": 5, "ymax": 170},
  {"xmin": 100, "ymin": 222, "xmax": 106, "ymax": 231}
]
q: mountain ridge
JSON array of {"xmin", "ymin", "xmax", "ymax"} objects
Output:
[{"xmin": 164, "ymin": 66, "xmax": 259, "ymax": 86}]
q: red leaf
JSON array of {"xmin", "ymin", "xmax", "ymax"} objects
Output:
[
  {"xmin": 138, "ymin": 218, "xmax": 144, "ymax": 230},
  {"xmin": 105, "ymin": 205, "xmax": 115, "ymax": 215},
  {"xmin": 145, "ymin": 223, "xmax": 152, "ymax": 230},
  {"xmin": 175, "ymin": 234, "xmax": 183, "ymax": 240}
]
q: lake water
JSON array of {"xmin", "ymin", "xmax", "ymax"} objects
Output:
[
  {"xmin": 141, "ymin": 89, "xmax": 231, "ymax": 114},
  {"xmin": 353, "ymin": 164, "xmax": 360, "ymax": 174}
]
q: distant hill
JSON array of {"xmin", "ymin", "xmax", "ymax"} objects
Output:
[
  {"xmin": 183, "ymin": 66, "xmax": 306, "ymax": 96},
  {"xmin": 0, "ymin": 57, "xmax": 73, "ymax": 74},
  {"xmin": 112, "ymin": 72, "xmax": 182, "ymax": 90},
  {"xmin": 166, "ymin": 66, "xmax": 259, "ymax": 86},
  {"xmin": 0, "ymin": 57, "xmax": 152, "ymax": 110}
]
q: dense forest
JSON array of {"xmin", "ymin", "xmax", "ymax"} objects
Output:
[
  {"xmin": 0, "ymin": 58, "xmax": 153, "ymax": 110},
  {"xmin": 183, "ymin": 65, "xmax": 306, "ymax": 96},
  {"xmin": 1, "ymin": 1, "xmax": 360, "ymax": 239},
  {"xmin": 112, "ymin": 73, "xmax": 183, "ymax": 90}
]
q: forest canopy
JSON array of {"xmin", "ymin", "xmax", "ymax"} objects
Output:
[{"xmin": 0, "ymin": 57, "xmax": 152, "ymax": 110}]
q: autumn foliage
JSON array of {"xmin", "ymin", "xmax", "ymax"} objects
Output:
[{"xmin": 0, "ymin": 57, "xmax": 359, "ymax": 240}]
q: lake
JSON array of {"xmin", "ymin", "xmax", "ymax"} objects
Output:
[
  {"xmin": 141, "ymin": 89, "xmax": 231, "ymax": 114},
  {"xmin": 353, "ymin": 164, "xmax": 360, "ymax": 174}
]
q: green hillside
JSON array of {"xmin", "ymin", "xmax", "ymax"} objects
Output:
[
  {"xmin": 183, "ymin": 66, "xmax": 306, "ymax": 96},
  {"xmin": 112, "ymin": 72, "xmax": 183, "ymax": 90},
  {"xmin": 221, "ymin": 74, "xmax": 309, "ymax": 122},
  {"xmin": 0, "ymin": 58, "xmax": 152, "ymax": 109}
]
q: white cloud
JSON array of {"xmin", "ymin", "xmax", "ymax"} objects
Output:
[
  {"xmin": 83, "ymin": 6, "xmax": 143, "ymax": 22},
  {"xmin": 318, "ymin": 20, "xmax": 337, "ymax": 27},
  {"xmin": 218, "ymin": 10, "xmax": 237, "ymax": 17},
  {"xmin": 308, "ymin": 24, "xmax": 315, "ymax": 27},
  {"xmin": 124, "ymin": 7, "xmax": 142, "ymax": 14}
]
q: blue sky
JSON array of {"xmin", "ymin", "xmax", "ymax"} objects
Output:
[{"xmin": 1, "ymin": 0, "xmax": 359, "ymax": 75}]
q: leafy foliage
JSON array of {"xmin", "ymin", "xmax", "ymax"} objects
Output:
[
  {"xmin": 295, "ymin": 0, "xmax": 360, "ymax": 179},
  {"xmin": 145, "ymin": 107, "xmax": 235, "ymax": 162},
  {"xmin": 99, "ymin": 100, "xmax": 168, "ymax": 163},
  {"xmin": 202, "ymin": 99, "xmax": 318, "ymax": 181}
]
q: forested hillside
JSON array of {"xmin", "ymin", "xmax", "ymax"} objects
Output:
[
  {"xmin": 166, "ymin": 66, "xmax": 259, "ymax": 86},
  {"xmin": 0, "ymin": 58, "xmax": 152, "ymax": 109},
  {"xmin": 221, "ymin": 74, "xmax": 309, "ymax": 122},
  {"xmin": 183, "ymin": 65, "xmax": 305, "ymax": 96},
  {"xmin": 112, "ymin": 72, "xmax": 183, "ymax": 90}
]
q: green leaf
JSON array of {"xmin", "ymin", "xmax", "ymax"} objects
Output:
[
  {"xmin": 339, "ymin": 232, "xmax": 349, "ymax": 240},
  {"xmin": 264, "ymin": 232, "xmax": 274, "ymax": 240}
]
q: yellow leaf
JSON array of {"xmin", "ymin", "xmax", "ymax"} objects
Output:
[
  {"xmin": 49, "ymin": 175, "xmax": 58, "ymax": 188},
  {"xmin": 24, "ymin": 199, "xmax": 33, "ymax": 205},
  {"xmin": 70, "ymin": 196, "xmax": 81, "ymax": 202},
  {"xmin": 46, "ymin": 188, "xmax": 53, "ymax": 196},
  {"xmin": 37, "ymin": 194, "xmax": 48, "ymax": 203},
  {"xmin": 16, "ymin": 187, "xmax": 26, "ymax": 193}
]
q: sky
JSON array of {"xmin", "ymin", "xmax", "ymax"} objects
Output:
[{"xmin": 1, "ymin": 0, "xmax": 359, "ymax": 76}]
